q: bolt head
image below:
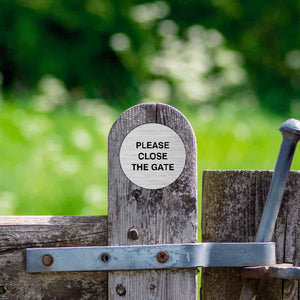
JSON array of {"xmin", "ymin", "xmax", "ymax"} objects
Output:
[
  {"xmin": 131, "ymin": 190, "xmax": 141, "ymax": 199},
  {"xmin": 128, "ymin": 228, "xmax": 139, "ymax": 240},
  {"xmin": 156, "ymin": 250, "xmax": 169, "ymax": 263},
  {"xmin": 42, "ymin": 254, "xmax": 54, "ymax": 267},
  {"xmin": 279, "ymin": 118, "xmax": 300, "ymax": 140},
  {"xmin": 100, "ymin": 252, "xmax": 110, "ymax": 262},
  {"xmin": 116, "ymin": 284, "xmax": 126, "ymax": 296}
]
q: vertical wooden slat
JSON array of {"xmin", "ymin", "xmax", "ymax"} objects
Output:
[
  {"xmin": 201, "ymin": 170, "xmax": 300, "ymax": 300},
  {"xmin": 108, "ymin": 103, "xmax": 198, "ymax": 299}
]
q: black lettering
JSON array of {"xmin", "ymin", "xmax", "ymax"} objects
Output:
[
  {"xmin": 137, "ymin": 152, "xmax": 168, "ymax": 160},
  {"xmin": 151, "ymin": 163, "xmax": 174, "ymax": 171},
  {"xmin": 137, "ymin": 141, "xmax": 170, "ymax": 149},
  {"xmin": 132, "ymin": 163, "xmax": 148, "ymax": 171}
]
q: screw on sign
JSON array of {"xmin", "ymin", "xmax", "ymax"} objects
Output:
[{"xmin": 239, "ymin": 118, "xmax": 300, "ymax": 300}]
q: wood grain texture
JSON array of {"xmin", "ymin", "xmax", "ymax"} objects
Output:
[
  {"xmin": 201, "ymin": 170, "xmax": 300, "ymax": 300},
  {"xmin": 0, "ymin": 215, "xmax": 108, "ymax": 300},
  {"xmin": 108, "ymin": 103, "xmax": 198, "ymax": 299}
]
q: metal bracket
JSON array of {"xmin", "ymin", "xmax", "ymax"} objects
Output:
[
  {"xmin": 242, "ymin": 264, "xmax": 300, "ymax": 280},
  {"xmin": 26, "ymin": 242, "xmax": 275, "ymax": 273}
]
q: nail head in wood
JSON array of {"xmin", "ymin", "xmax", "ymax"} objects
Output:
[
  {"xmin": 128, "ymin": 228, "xmax": 139, "ymax": 240},
  {"xmin": 116, "ymin": 284, "xmax": 126, "ymax": 296}
]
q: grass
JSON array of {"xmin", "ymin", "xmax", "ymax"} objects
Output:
[
  {"xmin": 0, "ymin": 96, "xmax": 299, "ymax": 218},
  {"xmin": 0, "ymin": 97, "xmax": 116, "ymax": 215}
]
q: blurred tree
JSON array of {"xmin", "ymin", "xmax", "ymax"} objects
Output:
[{"xmin": 0, "ymin": 0, "xmax": 298, "ymax": 113}]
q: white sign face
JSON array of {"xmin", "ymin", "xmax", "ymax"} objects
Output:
[{"xmin": 120, "ymin": 123, "xmax": 186, "ymax": 189}]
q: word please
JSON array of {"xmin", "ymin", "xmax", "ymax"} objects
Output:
[{"xmin": 136, "ymin": 142, "xmax": 170, "ymax": 149}]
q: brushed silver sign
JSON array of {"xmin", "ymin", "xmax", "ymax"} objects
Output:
[{"xmin": 120, "ymin": 123, "xmax": 186, "ymax": 189}]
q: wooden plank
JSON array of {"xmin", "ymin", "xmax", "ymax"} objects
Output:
[
  {"xmin": 0, "ymin": 215, "xmax": 108, "ymax": 300},
  {"xmin": 201, "ymin": 170, "xmax": 300, "ymax": 300},
  {"xmin": 108, "ymin": 103, "xmax": 198, "ymax": 299}
]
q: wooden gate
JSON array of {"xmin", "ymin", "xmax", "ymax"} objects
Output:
[
  {"xmin": 201, "ymin": 170, "xmax": 299, "ymax": 299},
  {"xmin": 0, "ymin": 103, "xmax": 299, "ymax": 299},
  {"xmin": 0, "ymin": 103, "xmax": 197, "ymax": 299}
]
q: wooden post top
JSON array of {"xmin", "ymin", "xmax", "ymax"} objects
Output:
[{"xmin": 108, "ymin": 103, "xmax": 198, "ymax": 299}]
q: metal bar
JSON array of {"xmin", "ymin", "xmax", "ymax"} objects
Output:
[
  {"xmin": 256, "ymin": 138, "xmax": 299, "ymax": 242},
  {"xmin": 26, "ymin": 242, "xmax": 275, "ymax": 273},
  {"xmin": 242, "ymin": 264, "xmax": 300, "ymax": 280},
  {"xmin": 239, "ymin": 118, "xmax": 300, "ymax": 300}
]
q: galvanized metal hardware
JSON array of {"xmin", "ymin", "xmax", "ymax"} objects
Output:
[
  {"xmin": 156, "ymin": 250, "xmax": 169, "ymax": 263},
  {"xmin": 26, "ymin": 242, "xmax": 275, "ymax": 273},
  {"xmin": 240, "ymin": 118, "xmax": 300, "ymax": 300},
  {"xmin": 127, "ymin": 227, "xmax": 139, "ymax": 240},
  {"xmin": 116, "ymin": 284, "xmax": 126, "ymax": 296},
  {"xmin": 256, "ymin": 118, "xmax": 300, "ymax": 243},
  {"xmin": 41, "ymin": 254, "xmax": 54, "ymax": 267},
  {"xmin": 242, "ymin": 264, "xmax": 300, "ymax": 280}
]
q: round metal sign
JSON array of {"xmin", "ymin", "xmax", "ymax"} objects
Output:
[{"xmin": 120, "ymin": 123, "xmax": 186, "ymax": 189}]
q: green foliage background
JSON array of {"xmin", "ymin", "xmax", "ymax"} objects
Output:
[
  {"xmin": 1, "ymin": 0, "xmax": 299, "ymax": 111},
  {"xmin": 0, "ymin": 0, "xmax": 299, "ymax": 216}
]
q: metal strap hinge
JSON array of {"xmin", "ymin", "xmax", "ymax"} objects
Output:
[{"xmin": 26, "ymin": 242, "xmax": 275, "ymax": 273}]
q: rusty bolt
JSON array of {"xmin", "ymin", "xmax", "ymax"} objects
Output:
[
  {"xmin": 100, "ymin": 252, "xmax": 110, "ymax": 262},
  {"xmin": 116, "ymin": 284, "xmax": 126, "ymax": 296},
  {"xmin": 42, "ymin": 254, "xmax": 54, "ymax": 267},
  {"xmin": 131, "ymin": 189, "xmax": 141, "ymax": 200},
  {"xmin": 128, "ymin": 227, "xmax": 139, "ymax": 240},
  {"xmin": 156, "ymin": 250, "xmax": 169, "ymax": 263}
]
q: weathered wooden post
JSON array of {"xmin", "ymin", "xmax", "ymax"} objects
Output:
[
  {"xmin": 201, "ymin": 170, "xmax": 300, "ymax": 299},
  {"xmin": 108, "ymin": 103, "xmax": 198, "ymax": 299},
  {"xmin": 0, "ymin": 103, "xmax": 198, "ymax": 299}
]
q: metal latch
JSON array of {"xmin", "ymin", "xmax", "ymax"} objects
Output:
[
  {"xmin": 25, "ymin": 118, "xmax": 299, "ymax": 283},
  {"xmin": 26, "ymin": 242, "xmax": 275, "ymax": 273},
  {"xmin": 242, "ymin": 264, "xmax": 300, "ymax": 280}
]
